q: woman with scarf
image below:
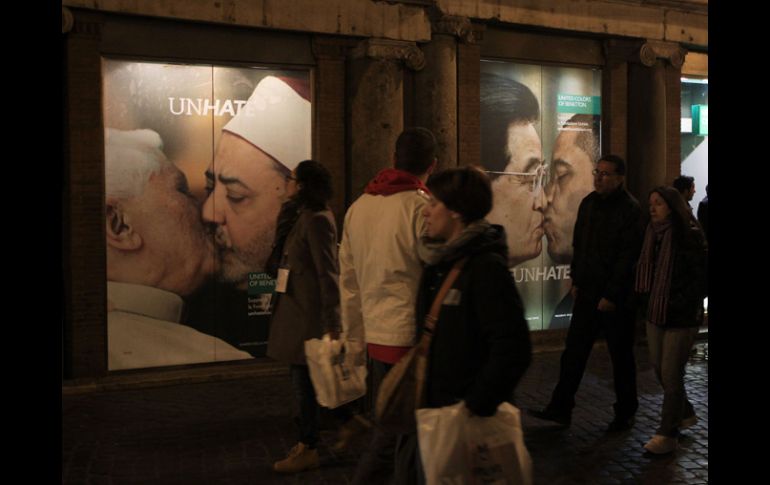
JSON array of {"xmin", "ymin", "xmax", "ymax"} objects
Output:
[
  {"xmin": 413, "ymin": 166, "xmax": 532, "ymax": 480},
  {"xmin": 635, "ymin": 186, "xmax": 707, "ymax": 455},
  {"xmin": 265, "ymin": 160, "xmax": 342, "ymax": 473}
]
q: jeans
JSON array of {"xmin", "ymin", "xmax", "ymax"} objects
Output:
[
  {"xmin": 549, "ymin": 294, "xmax": 639, "ymax": 420},
  {"xmin": 645, "ymin": 322, "xmax": 698, "ymax": 437},
  {"xmin": 290, "ymin": 364, "xmax": 320, "ymax": 448}
]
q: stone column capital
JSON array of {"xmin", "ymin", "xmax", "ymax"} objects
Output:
[
  {"xmin": 66, "ymin": 11, "xmax": 103, "ymax": 38},
  {"xmin": 351, "ymin": 38, "xmax": 425, "ymax": 71},
  {"xmin": 432, "ymin": 15, "xmax": 481, "ymax": 44},
  {"xmin": 62, "ymin": 6, "xmax": 74, "ymax": 34},
  {"xmin": 639, "ymin": 40, "xmax": 687, "ymax": 68}
]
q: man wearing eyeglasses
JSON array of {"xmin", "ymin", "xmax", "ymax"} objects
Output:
[
  {"xmin": 481, "ymin": 73, "xmax": 546, "ymax": 267},
  {"xmin": 531, "ymin": 154, "xmax": 643, "ymax": 433}
]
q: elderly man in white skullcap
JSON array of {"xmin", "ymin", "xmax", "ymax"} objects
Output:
[
  {"xmin": 105, "ymin": 128, "xmax": 251, "ymax": 370},
  {"xmin": 203, "ymin": 75, "xmax": 311, "ymax": 288}
]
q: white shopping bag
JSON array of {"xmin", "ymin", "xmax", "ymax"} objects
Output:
[
  {"xmin": 417, "ymin": 401, "xmax": 533, "ymax": 485},
  {"xmin": 304, "ymin": 336, "xmax": 367, "ymax": 409}
]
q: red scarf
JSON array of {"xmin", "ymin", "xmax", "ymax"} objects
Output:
[{"xmin": 364, "ymin": 168, "xmax": 428, "ymax": 195}]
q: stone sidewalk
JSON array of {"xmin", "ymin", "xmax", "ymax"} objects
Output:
[{"xmin": 62, "ymin": 340, "xmax": 708, "ymax": 484}]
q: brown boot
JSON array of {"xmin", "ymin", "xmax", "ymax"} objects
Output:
[
  {"xmin": 273, "ymin": 442, "xmax": 320, "ymax": 473},
  {"xmin": 332, "ymin": 414, "xmax": 373, "ymax": 452}
]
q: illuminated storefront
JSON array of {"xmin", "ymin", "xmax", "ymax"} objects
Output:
[{"xmin": 63, "ymin": 2, "xmax": 706, "ymax": 378}]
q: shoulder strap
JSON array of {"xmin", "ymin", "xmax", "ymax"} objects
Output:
[{"xmin": 417, "ymin": 257, "xmax": 468, "ymax": 353}]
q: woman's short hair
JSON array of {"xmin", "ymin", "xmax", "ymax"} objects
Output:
[
  {"xmin": 426, "ymin": 166, "xmax": 493, "ymax": 224},
  {"xmin": 295, "ymin": 160, "xmax": 333, "ymax": 210}
]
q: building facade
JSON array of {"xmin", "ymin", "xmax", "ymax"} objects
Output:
[{"xmin": 62, "ymin": 0, "xmax": 708, "ymax": 380}]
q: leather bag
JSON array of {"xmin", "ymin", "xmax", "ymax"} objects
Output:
[{"xmin": 374, "ymin": 257, "xmax": 467, "ymax": 434}]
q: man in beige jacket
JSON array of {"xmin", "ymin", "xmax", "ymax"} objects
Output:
[{"xmin": 339, "ymin": 127, "xmax": 438, "ymax": 485}]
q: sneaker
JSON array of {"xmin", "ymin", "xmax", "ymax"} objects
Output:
[
  {"xmin": 273, "ymin": 442, "xmax": 320, "ymax": 473},
  {"xmin": 528, "ymin": 407, "xmax": 571, "ymax": 426},
  {"xmin": 332, "ymin": 415, "xmax": 373, "ymax": 452},
  {"xmin": 607, "ymin": 416, "xmax": 635, "ymax": 432},
  {"xmin": 644, "ymin": 434, "xmax": 678, "ymax": 455},
  {"xmin": 680, "ymin": 414, "xmax": 698, "ymax": 429}
]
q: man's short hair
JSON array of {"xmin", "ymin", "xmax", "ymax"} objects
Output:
[
  {"xmin": 426, "ymin": 166, "xmax": 493, "ymax": 224},
  {"xmin": 599, "ymin": 154, "xmax": 627, "ymax": 175},
  {"xmin": 394, "ymin": 127, "xmax": 437, "ymax": 176},
  {"xmin": 673, "ymin": 175, "xmax": 695, "ymax": 194},
  {"xmin": 105, "ymin": 128, "xmax": 168, "ymax": 199},
  {"xmin": 480, "ymin": 73, "xmax": 540, "ymax": 174},
  {"xmin": 563, "ymin": 113, "xmax": 600, "ymax": 163}
]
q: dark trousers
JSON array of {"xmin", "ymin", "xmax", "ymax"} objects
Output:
[
  {"xmin": 352, "ymin": 359, "xmax": 394, "ymax": 484},
  {"xmin": 290, "ymin": 364, "xmax": 320, "ymax": 448},
  {"xmin": 352, "ymin": 359, "xmax": 420, "ymax": 485},
  {"xmin": 548, "ymin": 294, "xmax": 638, "ymax": 420}
]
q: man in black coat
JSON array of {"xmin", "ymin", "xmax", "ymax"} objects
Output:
[
  {"xmin": 531, "ymin": 154, "xmax": 643, "ymax": 432},
  {"xmin": 697, "ymin": 184, "xmax": 708, "ymax": 242}
]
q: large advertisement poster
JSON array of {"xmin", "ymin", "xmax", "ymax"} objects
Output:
[
  {"xmin": 480, "ymin": 60, "xmax": 601, "ymax": 331},
  {"xmin": 103, "ymin": 59, "xmax": 312, "ymax": 370}
]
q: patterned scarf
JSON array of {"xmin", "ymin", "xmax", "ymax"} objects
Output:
[
  {"xmin": 635, "ymin": 219, "xmax": 674, "ymax": 325},
  {"xmin": 429, "ymin": 220, "xmax": 492, "ymax": 263}
]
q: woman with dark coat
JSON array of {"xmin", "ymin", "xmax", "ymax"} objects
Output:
[
  {"xmin": 412, "ymin": 166, "xmax": 532, "ymax": 479},
  {"xmin": 635, "ymin": 186, "xmax": 707, "ymax": 455},
  {"xmin": 266, "ymin": 160, "xmax": 341, "ymax": 473}
]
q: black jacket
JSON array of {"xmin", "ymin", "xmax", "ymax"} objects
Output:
[
  {"xmin": 697, "ymin": 197, "xmax": 708, "ymax": 242},
  {"xmin": 571, "ymin": 187, "xmax": 643, "ymax": 307},
  {"xmin": 416, "ymin": 224, "xmax": 532, "ymax": 417},
  {"xmin": 640, "ymin": 224, "xmax": 708, "ymax": 328}
]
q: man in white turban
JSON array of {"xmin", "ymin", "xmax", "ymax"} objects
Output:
[
  {"xmin": 203, "ymin": 75, "xmax": 312, "ymax": 288},
  {"xmin": 105, "ymin": 128, "xmax": 251, "ymax": 370}
]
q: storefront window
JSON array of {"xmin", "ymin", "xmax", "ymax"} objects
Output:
[
  {"xmin": 480, "ymin": 60, "xmax": 601, "ymax": 331},
  {"xmin": 102, "ymin": 59, "xmax": 312, "ymax": 370},
  {"xmin": 681, "ymin": 77, "xmax": 708, "ymax": 213},
  {"xmin": 681, "ymin": 77, "xmax": 708, "ymax": 318}
]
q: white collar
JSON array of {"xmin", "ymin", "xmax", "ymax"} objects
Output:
[{"xmin": 107, "ymin": 281, "xmax": 184, "ymax": 323}]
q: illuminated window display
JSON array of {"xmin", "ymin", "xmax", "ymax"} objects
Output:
[
  {"xmin": 680, "ymin": 78, "xmax": 708, "ymax": 213},
  {"xmin": 480, "ymin": 60, "xmax": 601, "ymax": 331},
  {"xmin": 102, "ymin": 59, "xmax": 312, "ymax": 370}
]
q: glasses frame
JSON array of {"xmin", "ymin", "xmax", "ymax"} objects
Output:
[
  {"xmin": 486, "ymin": 161, "xmax": 548, "ymax": 193},
  {"xmin": 591, "ymin": 168, "xmax": 618, "ymax": 178}
]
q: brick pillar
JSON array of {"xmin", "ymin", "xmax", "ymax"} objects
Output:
[
  {"xmin": 347, "ymin": 39, "xmax": 424, "ymax": 198},
  {"xmin": 63, "ymin": 9, "xmax": 107, "ymax": 378},
  {"xmin": 602, "ymin": 39, "xmax": 637, "ymax": 161},
  {"xmin": 627, "ymin": 41, "xmax": 687, "ymax": 206},
  {"xmin": 457, "ymin": 23, "xmax": 484, "ymax": 168},
  {"xmin": 312, "ymin": 36, "xmax": 351, "ymax": 227}
]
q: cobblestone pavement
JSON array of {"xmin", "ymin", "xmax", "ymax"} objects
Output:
[{"xmin": 62, "ymin": 341, "xmax": 708, "ymax": 484}]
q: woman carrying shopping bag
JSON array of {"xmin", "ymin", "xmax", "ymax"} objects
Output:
[
  {"xmin": 412, "ymin": 166, "xmax": 533, "ymax": 483},
  {"xmin": 266, "ymin": 160, "xmax": 363, "ymax": 473},
  {"xmin": 635, "ymin": 186, "xmax": 707, "ymax": 455}
]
